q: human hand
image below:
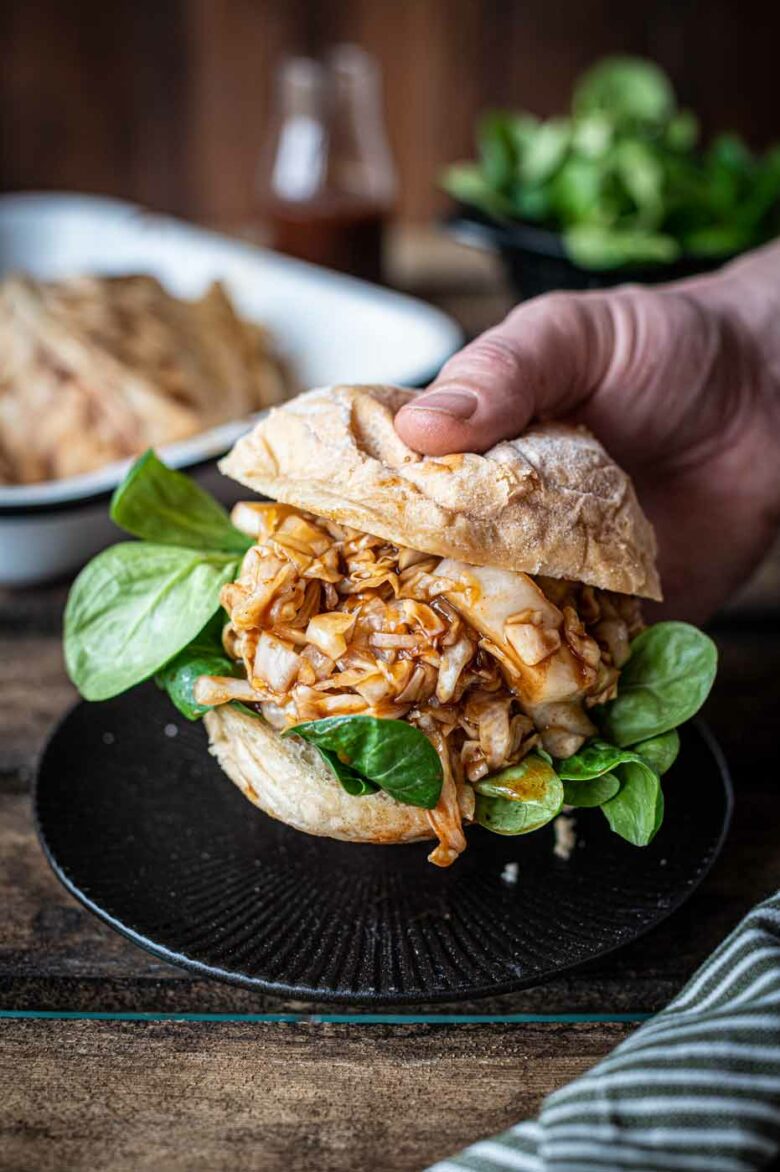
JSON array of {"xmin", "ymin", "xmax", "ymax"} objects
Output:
[{"xmin": 395, "ymin": 244, "xmax": 780, "ymax": 621}]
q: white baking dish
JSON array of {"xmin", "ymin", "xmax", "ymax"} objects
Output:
[{"xmin": 0, "ymin": 193, "xmax": 462, "ymax": 585}]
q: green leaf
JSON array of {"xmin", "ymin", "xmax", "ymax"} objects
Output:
[
  {"xmin": 507, "ymin": 112, "xmax": 542, "ymax": 155},
  {"xmin": 520, "ymin": 118, "xmax": 571, "ymax": 186},
  {"xmin": 556, "ymin": 738, "xmax": 634, "ymax": 781},
  {"xmin": 563, "ymin": 772, "xmax": 620, "ymax": 808},
  {"xmin": 228, "ymin": 700, "xmax": 376, "ymax": 803},
  {"xmin": 665, "ymin": 109, "xmax": 699, "ymax": 153},
  {"xmin": 632, "ymin": 729, "xmax": 680, "ymax": 776},
  {"xmin": 564, "ymin": 223, "xmax": 679, "ymax": 269},
  {"xmin": 64, "ymin": 543, "xmax": 238, "ymax": 701},
  {"xmin": 571, "ymin": 113, "xmax": 613, "ymax": 159},
  {"xmin": 510, "ymin": 183, "xmax": 552, "ymax": 222},
  {"xmin": 477, "ymin": 112, "xmax": 517, "ymax": 191},
  {"xmin": 155, "ymin": 610, "xmax": 238, "ymax": 721},
  {"xmin": 232, "ymin": 701, "xmax": 261, "ymax": 720},
  {"xmin": 614, "ymin": 140, "xmax": 664, "ymax": 224},
  {"xmin": 228, "ymin": 702, "xmax": 375, "ymax": 796},
  {"xmin": 474, "ymin": 752, "xmax": 562, "ymax": 800},
  {"xmin": 574, "ymin": 56, "xmax": 675, "ymax": 128},
  {"xmin": 474, "ymin": 754, "xmax": 563, "ymax": 835},
  {"xmin": 708, "ymin": 133, "xmax": 754, "ymax": 177},
  {"xmin": 549, "ymin": 157, "xmax": 604, "ymax": 225},
  {"xmin": 681, "ymin": 224, "xmax": 753, "ymax": 259},
  {"xmin": 474, "ymin": 786, "xmax": 563, "ymax": 835},
  {"xmin": 110, "ymin": 450, "xmax": 252, "ymax": 555},
  {"xmin": 316, "ymin": 747, "xmax": 379, "ymax": 797},
  {"xmin": 441, "ymin": 163, "xmax": 514, "ymax": 219},
  {"xmin": 601, "ymin": 621, "xmax": 717, "ymax": 747},
  {"xmin": 602, "ymin": 758, "xmax": 664, "ymax": 846},
  {"xmin": 284, "ymin": 716, "xmax": 443, "ymax": 809}
]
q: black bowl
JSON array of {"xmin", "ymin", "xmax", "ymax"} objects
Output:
[{"xmin": 447, "ymin": 209, "xmax": 730, "ymax": 301}]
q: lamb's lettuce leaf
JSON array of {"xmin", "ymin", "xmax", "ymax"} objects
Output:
[
  {"xmin": 556, "ymin": 738, "xmax": 635, "ymax": 781},
  {"xmin": 600, "ymin": 622, "xmax": 717, "ymax": 746},
  {"xmin": 601, "ymin": 758, "xmax": 665, "ymax": 846},
  {"xmin": 555, "ymin": 739, "xmax": 663, "ymax": 843},
  {"xmin": 473, "ymin": 754, "xmax": 563, "ymax": 835},
  {"xmin": 317, "ymin": 748, "xmax": 380, "ymax": 797},
  {"xmin": 562, "ymin": 772, "xmax": 620, "ymax": 808},
  {"xmin": 64, "ymin": 542, "xmax": 239, "ymax": 701},
  {"xmin": 285, "ymin": 716, "xmax": 443, "ymax": 809},
  {"xmin": 155, "ymin": 610, "xmax": 238, "ymax": 721},
  {"xmin": 632, "ymin": 729, "xmax": 681, "ymax": 775},
  {"xmin": 110, "ymin": 449, "xmax": 252, "ymax": 555},
  {"xmin": 65, "ymin": 454, "xmax": 250, "ymax": 703}
]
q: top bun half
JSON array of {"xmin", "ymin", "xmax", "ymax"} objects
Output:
[{"xmin": 220, "ymin": 385, "xmax": 661, "ymax": 600}]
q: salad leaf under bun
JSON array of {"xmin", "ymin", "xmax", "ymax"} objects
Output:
[
  {"xmin": 204, "ymin": 704, "xmax": 441, "ymax": 845},
  {"xmin": 220, "ymin": 385, "xmax": 661, "ymax": 600}
]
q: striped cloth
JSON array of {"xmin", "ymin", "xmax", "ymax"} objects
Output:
[{"xmin": 429, "ymin": 891, "xmax": 780, "ymax": 1172}]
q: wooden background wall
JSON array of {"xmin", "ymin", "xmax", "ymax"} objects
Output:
[{"xmin": 1, "ymin": 0, "xmax": 778, "ymax": 226}]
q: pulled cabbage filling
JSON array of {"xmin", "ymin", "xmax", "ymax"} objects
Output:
[{"xmin": 195, "ymin": 501, "xmax": 643, "ymax": 864}]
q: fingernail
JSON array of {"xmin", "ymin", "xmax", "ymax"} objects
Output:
[{"xmin": 405, "ymin": 388, "xmax": 478, "ymax": 419}]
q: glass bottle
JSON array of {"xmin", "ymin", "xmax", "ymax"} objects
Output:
[{"xmin": 257, "ymin": 45, "xmax": 397, "ymax": 283}]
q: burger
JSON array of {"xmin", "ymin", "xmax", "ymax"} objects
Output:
[{"xmin": 64, "ymin": 385, "xmax": 717, "ymax": 867}]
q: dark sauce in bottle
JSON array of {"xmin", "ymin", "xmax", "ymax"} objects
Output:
[
  {"xmin": 266, "ymin": 195, "xmax": 387, "ymax": 283},
  {"xmin": 258, "ymin": 47, "xmax": 396, "ymax": 284}
]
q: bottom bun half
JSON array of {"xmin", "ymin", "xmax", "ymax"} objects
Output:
[{"xmin": 204, "ymin": 705, "xmax": 436, "ymax": 845}]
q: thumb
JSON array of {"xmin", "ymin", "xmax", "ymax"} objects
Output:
[{"xmin": 395, "ymin": 291, "xmax": 615, "ymax": 455}]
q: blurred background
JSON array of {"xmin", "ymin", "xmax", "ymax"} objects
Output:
[
  {"xmin": 2, "ymin": 0, "xmax": 780, "ymax": 603},
  {"xmin": 3, "ymin": 0, "xmax": 777, "ymax": 229}
]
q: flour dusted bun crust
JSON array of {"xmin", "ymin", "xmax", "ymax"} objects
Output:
[
  {"xmin": 204, "ymin": 703, "xmax": 435, "ymax": 844},
  {"xmin": 221, "ymin": 384, "xmax": 661, "ymax": 601}
]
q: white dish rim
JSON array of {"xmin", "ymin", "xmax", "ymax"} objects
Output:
[{"xmin": 0, "ymin": 192, "xmax": 461, "ymax": 514}]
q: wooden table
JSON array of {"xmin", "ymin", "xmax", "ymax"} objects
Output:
[
  {"xmin": 3, "ymin": 594, "xmax": 780, "ymax": 1170},
  {"xmin": 2, "ymin": 247, "xmax": 780, "ymax": 1170}
]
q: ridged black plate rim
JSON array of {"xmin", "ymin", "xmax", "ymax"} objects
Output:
[{"xmin": 33, "ymin": 690, "xmax": 733, "ymax": 1005}]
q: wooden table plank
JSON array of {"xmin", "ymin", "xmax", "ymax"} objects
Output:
[
  {"xmin": 0, "ymin": 637, "xmax": 75, "ymax": 779},
  {"xmin": 0, "ymin": 1018, "xmax": 631, "ymax": 1171}
]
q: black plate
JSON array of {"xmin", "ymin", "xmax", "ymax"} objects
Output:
[{"xmin": 35, "ymin": 683, "xmax": 732, "ymax": 1004}]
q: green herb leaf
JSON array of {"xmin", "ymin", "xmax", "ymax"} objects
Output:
[
  {"xmin": 563, "ymin": 772, "xmax": 621, "ymax": 808},
  {"xmin": 665, "ymin": 109, "xmax": 699, "ymax": 153},
  {"xmin": 441, "ymin": 163, "xmax": 514, "ymax": 220},
  {"xmin": 316, "ymin": 747, "xmax": 379, "ymax": 797},
  {"xmin": 64, "ymin": 543, "xmax": 238, "ymax": 701},
  {"xmin": 614, "ymin": 140, "xmax": 664, "ymax": 224},
  {"xmin": 110, "ymin": 450, "xmax": 252, "ymax": 555},
  {"xmin": 284, "ymin": 716, "xmax": 443, "ymax": 809},
  {"xmin": 632, "ymin": 728, "xmax": 681, "ymax": 776},
  {"xmin": 240, "ymin": 703, "xmax": 379, "ymax": 796},
  {"xmin": 474, "ymin": 754, "xmax": 563, "ymax": 835},
  {"xmin": 475, "ymin": 789, "xmax": 563, "ymax": 835},
  {"xmin": 571, "ymin": 113, "xmax": 613, "ymax": 159},
  {"xmin": 574, "ymin": 56, "xmax": 675, "ymax": 128},
  {"xmin": 681, "ymin": 224, "xmax": 753, "ymax": 259},
  {"xmin": 231, "ymin": 701, "xmax": 261, "ymax": 720},
  {"xmin": 477, "ymin": 112, "xmax": 517, "ymax": 192},
  {"xmin": 602, "ymin": 758, "xmax": 664, "ymax": 846},
  {"xmin": 601, "ymin": 621, "xmax": 717, "ymax": 746},
  {"xmin": 549, "ymin": 157, "xmax": 604, "ymax": 225},
  {"xmin": 564, "ymin": 224, "xmax": 679, "ymax": 269},
  {"xmin": 155, "ymin": 610, "xmax": 238, "ymax": 721},
  {"xmin": 556, "ymin": 738, "xmax": 634, "ymax": 781},
  {"xmin": 520, "ymin": 118, "xmax": 571, "ymax": 186}
]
